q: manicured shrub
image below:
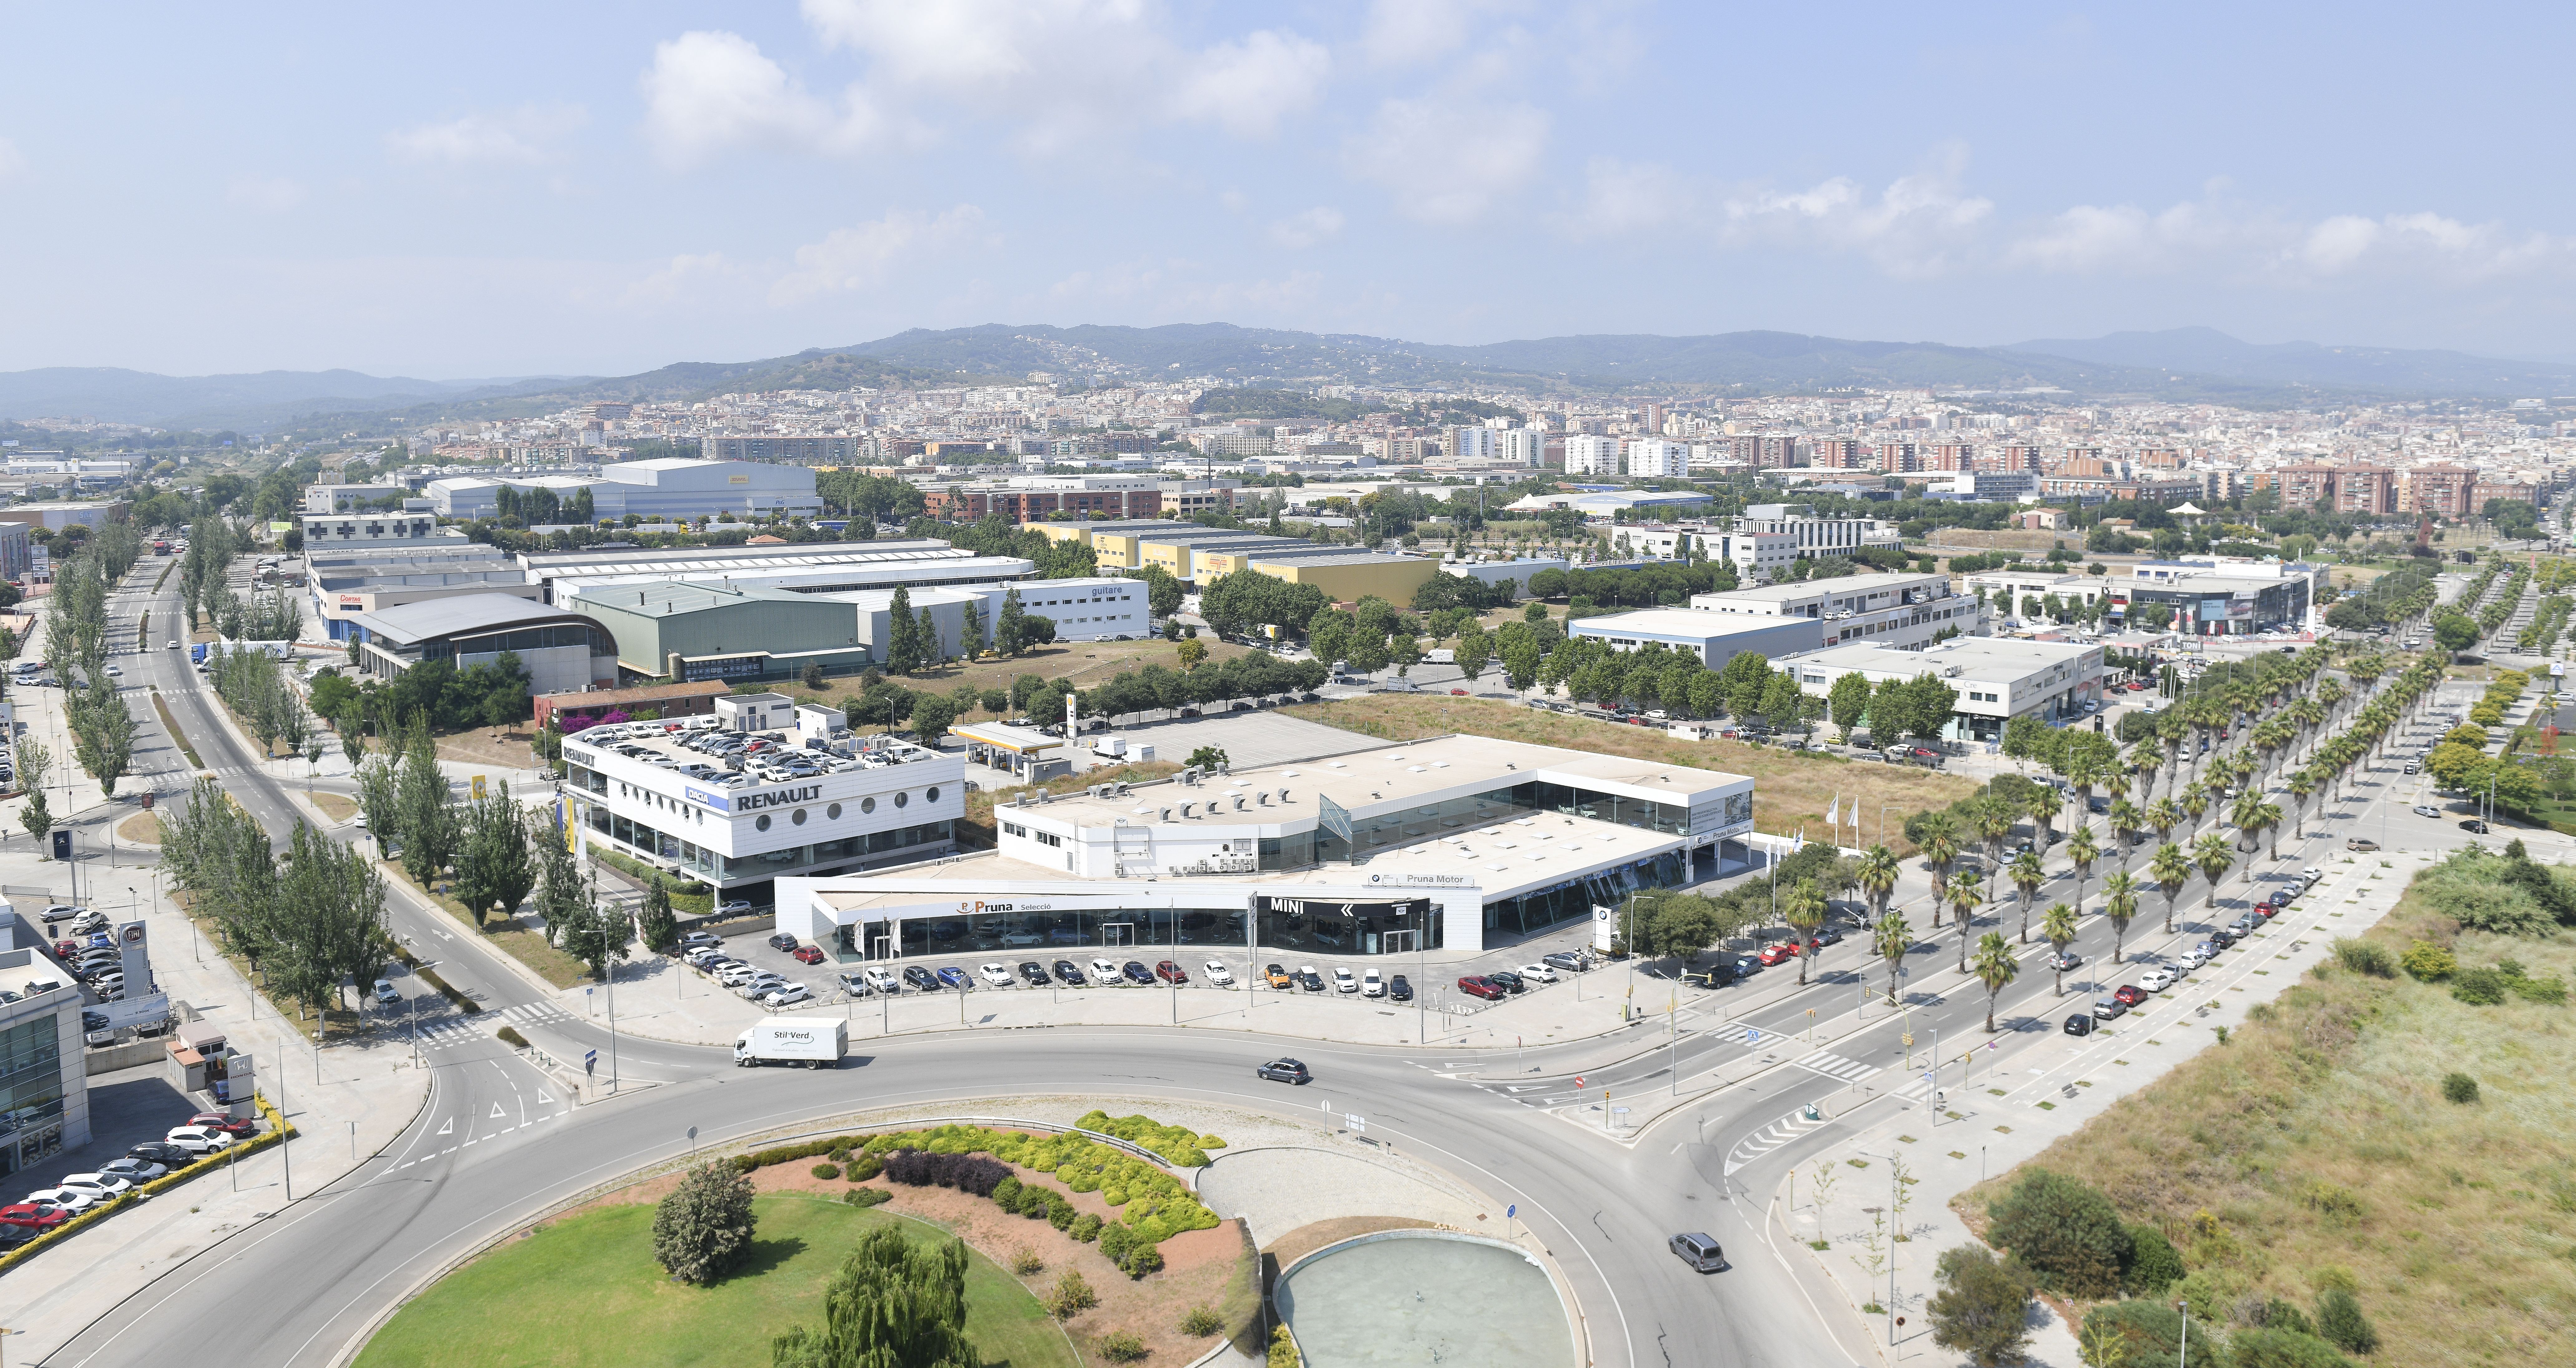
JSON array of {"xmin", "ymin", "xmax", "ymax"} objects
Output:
[
  {"xmin": 2400, "ymin": 939, "xmax": 2457, "ymax": 981},
  {"xmin": 1198, "ymin": 1134, "xmax": 1227, "ymax": 1150},
  {"xmin": 1097, "ymin": 1331, "xmax": 1148, "ymax": 1362},
  {"xmin": 842, "ymin": 1186, "xmax": 892, "ymax": 1208},
  {"xmin": 1181, "ymin": 1305, "xmax": 1224, "ymax": 1336},
  {"xmin": 1009, "ymin": 1245, "xmax": 1044, "ymax": 1276},
  {"xmin": 1119, "ymin": 1243, "xmax": 1164, "ymax": 1279},
  {"xmin": 811, "ymin": 1162, "xmax": 841, "ymax": 1180},
  {"xmin": 883, "ymin": 1149, "xmax": 1011, "ymax": 1196},
  {"xmin": 846, "ymin": 1153, "xmax": 882, "ymax": 1181},
  {"xmin": 1071, "ymin": 1213, "xmax": 1102, "ymax": 1243},
  {"xmin": 1044, "ymin": 1268, "xmax": 1097, "ymax": 1319},
  {"xmin": 992, "ymin": 1175, "xmax": 1024, "ymax": 1208},
  {"xmin": 1097, "ymin": 1221, "xmax": 1137, "ymax": 1263},
  {"xmin": 2442, "ymin": 1071, "xmax": 2481, "ymax": 1103},
  {"xmin": 2451, "ymin": 967, "xmax": 2508, "ymax": 1005}
]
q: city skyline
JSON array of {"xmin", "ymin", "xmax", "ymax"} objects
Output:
[{"xmin": 5, "ymin": 2, "xmax": 2574, "ymax": 376}]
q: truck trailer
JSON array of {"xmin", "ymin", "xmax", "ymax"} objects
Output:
[{"xmin": 734, "ymin": 1016, "xmax": 847, "ymax": 1069}]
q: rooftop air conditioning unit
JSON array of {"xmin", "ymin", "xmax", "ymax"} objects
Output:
[
  {"xmin": 1159, "ymin": 807, "xmax": 1172, "ymax": 822},
  {"xmin": 1278, "ymin": 788, "xmax": 1291, "ymax": 802},
  {"xmin": 1180, "ymin": 802, "xmax": 1195, "ymax": 818},
  {"xmin": 1114, "ymin": 782, "xmax": 1130, "ymax": 797},
  {"xmin": 1232, "ymin": 794, "xmax": 1246, "ymax": 811},
  {"xmin": 1258, "ymin": 791, "xmax": 1271, "ymax": 806}
]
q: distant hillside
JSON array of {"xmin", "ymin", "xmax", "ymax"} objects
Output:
[
  {"xmin": 2003, "ymin": 326, "xmax": 2576, "ymax": 398},
  {"xmin": 0, "ymin": 367, "xmax": 578, "ymax": 429}
]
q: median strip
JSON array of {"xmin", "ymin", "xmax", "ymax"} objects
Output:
[{"xmin": 150, "ymin": 686, "xmax": 205, "ymax": 770}]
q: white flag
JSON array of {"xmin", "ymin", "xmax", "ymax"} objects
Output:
[{"xmin": 1825, "ymin": 795, "xmax": 1840, "ymax": 825}]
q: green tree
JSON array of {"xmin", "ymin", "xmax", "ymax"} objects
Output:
[
  {"xmin": 1986, "ymin": 1168, "xmax": 2129, "ymax": 1298},
  {"xmin": 2191, "ymin": 831, "xmax": 2235, "ymax": 908},
  {"xmin": 993, "ymin": 586, "xmax": 1031, "ymax": 658},
  {"xmin": 910, "ymin": 693, "xmax": 957, "ymax": 743},
  {"xmin": 1873, "ymin": 909, "xmax": 1912, "ymax": 1004},
  {"xmin": 2313, "ymin": 1289, "xmax": 2378, "ymax": 1355},
  {"xmin": 1928, "ymin": 1244, "xmax": 2037, "ymax": 1367},
  {"xmin": 885, "ymin": 586, "xmax": 921, "ymax": 674},
  {"xmin": 1185, "ymin": 745, "xmax": 1229, "ymax": 771},
  {"xmin": 1828, "ymin": 671, "xmax": 1872, "ymax": 740},
  {"xmin": 1784, "ymin": 879, "xmax": 1826, "ymax": 984},
  {"xmin": 772, "ymin": 1224, "xmax": 979, "ymax": 1368},
  {"xmin": 2007, "ymin": 849, "xmax": 2045, "ymax": 943},
  {"xmin": 2100, "ymin": 869, "xmax": 2140, "ymax": 964},
  {"xmin": 2150, "ymin": 840, "xmax": 2192, "ymax": 933},
  {"xmin": 2041, "ymin": 902, "xmax": 2079, "ymax": 996},
  {"xmin": 395, "ymin": 718, "xmax": 456, "ymax": 890},
  {"xmin": 653, "ymin": 1161, "xmax": 758, "ymax": 1286},
  {"xmin": 637, "ymin": 875, "xmax": 680, "ymax": 954},
  {"xmin": 1453, "ymin": 619, "xmax": 1491, "ymax": 684},
  {"xmin": 559, "ymin": 883, "xmax": 632, "ymax": 981},
  {"xmin": 355, "ymin": 751, "xmax": 401, "ymax": 853}
]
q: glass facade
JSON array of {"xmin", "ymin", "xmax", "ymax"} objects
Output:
[
  {"xmin": 1482, "ymin": 853, "xmax": 1688, "ymax": 940},
  {"xmin": 0, "ymin": 1014, "xmax": 66, "ymax": 1176},
  {"xmin": 834, "ymin": 898, "xmax": 1445, "ymax": 959},
  {"xmin": 585, "ymin": 804, "xmax": 951, "ymax": 883}
]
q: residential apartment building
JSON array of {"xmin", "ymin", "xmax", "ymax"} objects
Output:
[
  {"xmin": 2335, "ymin": 466, "xmax": 2397, "ymax": 515},
  {"xmin": 1810, "ymin": 439, "xmax": 1868, "ymax": 470},
  {"xmin": 1563, "ymin": 434, "xmax": 1620, "ymax": 476},
  {"xmin": 1627, "ymin": 439, "xmax": 1689, "ymax": 478},
  {"xmin": 922, "ymin": 475, "xmax": 1162, "ymax": 522},
  {"xmin": 2400, "ymin": 464, "xmax": 2474, "ymax": 517},
  {"xmin": 2271, "ymin": 462, "xmax": 2340, "ymax": 510},
  {"xmin": 1493, "ymin": 428, "xmax": 1545, "ymax": 466}
]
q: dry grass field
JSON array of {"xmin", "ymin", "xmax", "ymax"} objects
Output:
[
  {"xmin": 1954, "ymin": 856, "xmax": 2576, "ymax": 1367},
  {"xmin": 1281, "ymin": 694, "xmax": 1977, "ymax": 855}
]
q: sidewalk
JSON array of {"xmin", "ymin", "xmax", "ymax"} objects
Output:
[{"xmin": 1778, "ymin": 848, "xmax": 2434, "ymax": 1367}]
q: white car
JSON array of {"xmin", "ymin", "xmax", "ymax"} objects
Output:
[
  {"xmin": 1090, "ymin": 957, "xmax": 1122, "ymax": 985},
  {"xmin": 374, "ymin": 979, "xmax": 400, "ymax": 1007},
  {"xmin": 978, "ymin": 962, "xmax": 1014, "ymax": 988},
  {"xmin": 22, "ymin": 1186, "xmax": 99, "ymax": 1215},
  {"xmin": 1361, "ymin": 970, "xmax": 1384, "ymax": 997},
  {"xmin": 2412, "ymin": 804, "xmax": 2442, "ymax": 818},
  {"xmin": 56, "ymin": 1173, "xmax": 133, "ymax": 1200},
  {"xmin": 2139, "ymin": 968, "xmax": 2177, "ymax": 993},
  {"xmin": 716, "ymin": 964, "xmax": 761, "ymax": 987},
  {"xmin": 1332, "ymin": 967, "xmax": 1358, "ymax": 994},
  {"xmin": 1202, "ymin": 960, "xmax": 1235, "ymax": 987},
  {"xmin": 1518, "ymin": 962, "xmax": 1560, "ymax": 983},
  {"xmin": 761, "ymin": 984, "xmax": 814, "ymax": 1008},
  {"xmin": 164, "ymin": 1126, "xmax": 236, "ymax": 1154},
  {"xmin": 862, "ymin": 966, "xmax": 901, "ymax": 994},
  {"xmin": 104, "ymin": 665, "xmax": 122, "ymax": 678}
]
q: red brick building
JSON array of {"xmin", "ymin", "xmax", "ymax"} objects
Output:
[{"xmin": 923, "ymin": 479, "xmax": 1161, "ymax": 522}]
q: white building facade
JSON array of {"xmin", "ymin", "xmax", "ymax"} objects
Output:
[{"xmin": 1689, "ymin": 571, "xmax": 1984, "ymax": 650}]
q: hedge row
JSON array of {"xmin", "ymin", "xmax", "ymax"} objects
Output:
[
  {"xmin": 730, "ymin": 1118, "xmax": 1220, "ymax": 1246},
  {"xmin": 884, "ymin": 1149, "xmax": 1011, "ymax": 1194}
]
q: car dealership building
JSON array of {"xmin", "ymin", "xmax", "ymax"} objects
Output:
[{"xmin": 772, "ymin": 734, "xmax": 1756, "ymax": 962}]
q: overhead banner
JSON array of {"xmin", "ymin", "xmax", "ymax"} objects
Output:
[{"xmin": 1255, "ymin": 895, "xmax": 1430, "ymax": 921}]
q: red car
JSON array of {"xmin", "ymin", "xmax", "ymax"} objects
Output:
[
  {"xmin": 1458, "ymin": 975, "xmax": 1506, "ymax": 1001},
  {"xmin": 52, "ymin": 938, "xmax": 79, "ymax": 959},
  {"xmin": 2112, "ymin": 984, "xmax": 2147, "ymax": 1007},
  {"xmin": 1758, "ymin": 943, "xmax": 1798, "ymax": 966},
  {"xmin": 2252, "ymin": 902, "xmax": 2277, "ymax": 919},
  {"xmin": 188, "ymin": 1112, "xmax": 258, "ymax": 1137},
  {"xmin": 1154, "ymin": 960, "xmax": 1188, "ymax": 984},
  {"xmin": 789, "ymin": 946, "xmax": 826, "ymax": 965},
  {"xmin": 0, "ymin": 1202, "xmax": 68, "ymax": 1231},
  {"xmin": 1449, "ymin": 689, "xmax": 1469, "ymax": 696}
]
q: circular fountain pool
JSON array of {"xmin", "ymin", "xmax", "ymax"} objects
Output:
[{"xmin": 1273, "ymin": 1231, "xmax": 1576, "ymax": 1368}]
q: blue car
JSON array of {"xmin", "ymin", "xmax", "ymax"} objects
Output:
[
  {"xmin": 85, "ymin": 933, "xmax": 114, "ymax": 950},
  {"xmin": 935, "ymin": 966, "xmax": 970, "ymax": 990}
]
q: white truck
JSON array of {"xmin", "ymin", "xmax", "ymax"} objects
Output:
[{"xmin": 734, "ymin": 1016, "xmax": 846, "ymax": 1069}]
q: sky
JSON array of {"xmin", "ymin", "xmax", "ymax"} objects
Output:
[{"xmin": 6, "ymin": 1, "xmax": 2576, "ymax": 378}]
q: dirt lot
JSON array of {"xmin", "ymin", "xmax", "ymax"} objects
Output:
[
  {"xmin": 765, "ymin": 638, "xmax": 1257, "ymax": 713},
  {"xmin": 1919, "ymin": 528, "xmax": 2073, "ymax": 553},
  {"xmin": 579, "ymin": 1152, "xmax": 1258, "ymax": 1366},
  {"xmin": 1282, "ymin": 694, "xmax": 1977, "ymax": 855},
  {"xmin": 116, "ymin": 812, "xmax": 165, "ymax": 844}
]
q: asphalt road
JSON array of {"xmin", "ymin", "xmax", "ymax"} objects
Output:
[{"xmin": 36, "ymin": 556, "xmax": 2479, "ymax": 1368}]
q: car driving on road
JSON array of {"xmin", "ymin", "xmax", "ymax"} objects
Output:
[{"xmin": 1255, "ymin": 1058, "xmax": 1311, "ymax": 1084}]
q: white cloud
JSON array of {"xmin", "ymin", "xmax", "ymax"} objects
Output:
[
  {"xmin": 2009, "ymin": 195, "xmax": 2566, "ymax": 282},
  {"xmin": 388, "ymin": 105, "xmax": 587, "ymax": 166},
  {"xmin": 1721, "ymin": 146, "xmax": 1992, "ymax": 277},
  {"xmin": 226, "ymin": 176, "xmax": 306, "ymax": 213},
  {"xmin": 770, "ymin": 204, "xmax": 990, "ymax": 304},
  {"xmin": 1347, "ymin": 95, "xmax": 1549, "ymax": 225},
  {"xmin": 789, "ymin": 0, "xmax": 1327, "ymax": 151},
  {"xmin": 1361, "ymin": 0, "xmax": 1519, "ymax": 67},
  {"xmin": 640, "ymin": 30, "xmax": 887, "ymax": 168},
  {"xmin": 1268, "ymin": 207, "xmax": 1345, "ymax": 249},
  {"xmin": 1168, "ymin": 30, "xmax": 1331, "ymax": 138},
  {"xmin": 0, "ymin": 136, "xmax": 23, "ymax": 179}
]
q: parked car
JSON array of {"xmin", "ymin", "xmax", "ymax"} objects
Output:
[
  {"xmin": 760, "ymin": 984, "xmax": 814, "ymax": 1008},
  {"xmin": 1017, "ymin": 961, "xmax": 1050, "ymax": 987},
  {"xmin": 20, "ymin": 1188, "xmax": 98, "ymax": 1215},
  {"xmin": 1256, "ymin": 1058, "xmax": 1311, "ymax": 1084},
  {"xmin": 837, "ymin": 971, "xmax": 874, "ymax": 996},
  {"xmin": 902, "ymin": 966, "xmax": 940, "ymax": 992},
  {"xmin": 2064, "ymin": 1013, "xmax": 2095, "ymax": 1037},
  {"xmin": 935, "ymin": 966, "xmax": 972, "ymax": 990},
  {"xmin": 1202, "ymin": 960, "xmax": 1234, "ymax": 986},
  {"xmin": 783, "ymin": 946, "xmax": 822, "ymax": 965},
  {"xmin": 1119, "ymin": 961, "xmax": 1155, "ymax": 986},
  {"xmin": 1152, "ymin": 960, "xmax": 1188, "ymax": 985},
  {"xmin": 127, "ymin": 1141, "xmax": 192, "ymax": 1168},
  {"xmin": 858, "ymin": 966, "xmax": 899, "ymax": 994},
  {"xmin": 0, "ymin": 1202, "xmax": 68, "ymax": 1231},
  {"xmin": 680, "ymin": 931, "xmax": 723, "ymax": 951},
  {"xmin": 162, "ymin": 1127, "xmax": 235, "ymax": 1155},
  {"xmin": 719, "ymin": 900, "xmax": 756, "ymax": 914},
  {"xmin": 1542, "ymin": 951, "xmax": 1585, "ymax": 972},
  {"xmin": 978, "ymin": 963, "xmax": 1014, "ymax": 988},
  {"xmin": 38, "ymin": 905, "xmax": 81, "ymax": 924},
  {"xmin": 1265, "ymin": 963, "xmax": 1294, "ymax": 990},
  {"xmin": 1361, "ymin": 970, "xmax": 1384, "ymax": 997},
  {"xmin": 188, "ymin": 1112, "xmax": 257, "ymax": 1137},
  {"xmin": 2139, "ymin": 968, "xmax": 2177, "ymax": 992},
  {"xmin": 1332, "ymin": 967, "xmax": 1358, "ymax": 993},
  {"xmin": 2347, "ymin": 838, "xmax": 2380, "ymax": 852},
  {"xmin": 1388, "ymin": 974, "xmax": 1413, "ymax": 1001},
  {"xmin": 2112, "ymin": 984, "xmax": 2147, "ymax": 1007},
  {"xmin": 1298, "ymin": 966, "xmax": 1326, "ymax": 993},
  {"xmin": 1051, "ymin": 959, "xmax": 1084, "ymax": 986},
  {"xmin": 53, "ymin": 1173, "xmax": 132, "ymax": 1201},
  {"xmin": 1459, "ymin": 975, "xmax": 1505, "ymax": 1001},
  {"xmin": 2460, "ymin": 818, "xmax": 2492, "ymax": 835},
  {"xmin": 1758, "ymin": 942, "xmax": 1798, "ymax": 966},
  {"xmin": 2092, "ymin": 996, "xmax": 2129, "ymax": 1021},
  {"xmin": 1517, "ymin": 962, "xmax": 1560, "ymax": 983}
]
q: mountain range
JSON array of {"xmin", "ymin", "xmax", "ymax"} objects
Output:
[{"xmin": 7, "ymin": 326, "xmax": 2571, "ymax": 435}]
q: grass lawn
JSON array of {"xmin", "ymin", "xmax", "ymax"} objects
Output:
[
  {"xmin": 1955, "ymin": 856, "xmax": 2576, "ymax": 1367},
  {"xmin": 358, "ymin": 1195, "xmax": 1076, "ymax": 1368},
  {"xmin": 1283, "ymin": 694, "xmax": 1977, "ymax": 854}
]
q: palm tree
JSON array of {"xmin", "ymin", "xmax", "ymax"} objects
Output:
[
  {"xmin": 2066, "ymin": 823, "xmax": 2099, "ymax": 917},
  {"xmin": 2041, "ymin": 902, "xmax": 2079, "ymax": 997},
  {"xmin": 2192, "ymin": 831, "xmax": 2235, "ymax": 908},
  {"xmin": 2145, "ymin": 796, "xmax": 2180, "ymax": 850},
  {"xmin": 1973, "ymin": 932, "xmax": 2018, "ymax": 1033},
  {"xmin": 2284, "ymin": 770, "xmax": 2314, "ymax": 840},
  {"xmin": 2108, "ymin": 798, "xmax": 2143, "ymax": 872},
  {"xmin": 2127, "ymin": 741, "xmax": 2165, "ymax": 801},
  {"xmin": 2180, "ymin": 780, "xmax": 2210, "ymax": 835},
  {"xmin": 2007, "ymin": 848, "xmax": 2045, "ymax": 943},
  {"xmin": 2229, "ymin": 788, "xmax": 2269, "ymax": 871},
  {"xmin": 1856, "ymin": 845, "xmax": 1899, "ymax": 926},
  {"xmin": 1973, "ymin": 798, "xmax": 2017, "ymax": 892},
  {"xmin": 1918, "ymin": 815, "xmax": 1960, "ymax": 928},
  {"xmin": 1784, "ymin": 878, "xmax": 1826, "ymax": 986},
  {"xmin": 2258, "ymin": 800, "xmax": 2285, "ymax": 862},
  {"xmin": 2023, "ymin": 784, "xmax": 2061, "ymax": 846},
  {"xmin": 2150, "ymin": 840, "xmax": 2192, "ymax": 933},
  {"xmin": 1872, "ymin": 909, "xmax": 1912, "ymax": 1005},
  {"xmin": 2101, "ymin": 870, "xmax": 2140, "ymax": 964},
  {"xmin": 1948, "ymin": 871, "xmax": 1985, "ymax": 973}
]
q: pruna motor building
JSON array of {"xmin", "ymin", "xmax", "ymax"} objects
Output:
[{"xmin": 771, "ymin": 734, "xmax": 1757, "ymax": 962}]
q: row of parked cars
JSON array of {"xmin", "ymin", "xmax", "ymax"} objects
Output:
[
  {"xmin": 682, "ymin": 932, "xmax": 819, "ymax": 1009},
  {"xmin": 846, "ymin": 955, "xmax": 1229, "ymax": 996},
  {"xmin": 2065, "ymin": 867, "xmax": 2319, "ymax": 1035},
  {"xmin": 46, "ymin": 902, "xmax": 134, "ymax": 1000},
  {"xmin": 1, "ymin": 1112, "xmax": 260, "ymax": 1236}
]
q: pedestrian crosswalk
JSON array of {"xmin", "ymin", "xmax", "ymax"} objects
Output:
[
  {"xmin": 1725, "ymin": 1106, "xmax": 1831, "ymax": 1176},
  {"xmin": 413, "ymin": 1019, "xmax": 486, "ymax": 1051},
  {"xmin": 410, "ymin": 1001, "xmax": 572, "ymax": 1050},
  {"xmin": 1792, "ymin": 1049, "xmax": 1880, "ymax": 1084},
  {"xmin": 494, "ymin": 1002, "xmax": 572, "ymax": 1027}
]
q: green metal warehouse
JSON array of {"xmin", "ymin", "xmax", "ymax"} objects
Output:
[{"xmin": 567, "ymin": 581, "xmax": 873, "ymax": 685}]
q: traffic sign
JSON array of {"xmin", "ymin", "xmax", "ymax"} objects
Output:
[
  {"xmin": 1505, "ymin": 1203, "xmax": 1516, "ymax": 1219},
  {"xmin": 1749, "ymin": 1027, "xmax": 1761, "ymax": 1044},
  {"xmin": 584, "ymin": 1049, "xmax": 598, "ymax": 1075},
  {"xmin": 1345, "ymin": 1113, "xmax": 1366, "ymax": 1134}
]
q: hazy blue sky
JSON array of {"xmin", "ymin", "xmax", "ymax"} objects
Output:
[{"xmin": 6, "ymin": 2, "xmax": 2572, "ymax": 377}]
